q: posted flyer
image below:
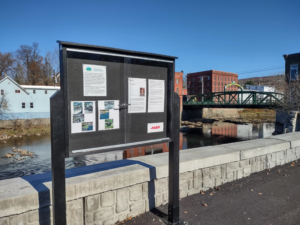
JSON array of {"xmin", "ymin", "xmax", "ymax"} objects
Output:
[
  {"xmin": 83, "ymin": 64, "xmax": 107, "ymax": 96},
  {"xmin": 128, "ymin": 77, "xmax": 147, "ymax": 113},
  {"xmin": 98, "ymin": 100, "xmax": 120, "ymax": 130},
  {"xmin": 148, "ymin": 79, "xmax": 165, "ymax": 113},
  {"xmin": 71, "ymin": 101, "xmax": 96, "ymax": 133}
]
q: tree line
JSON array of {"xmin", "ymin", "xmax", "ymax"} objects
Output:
[{"xmin": 0, "ymin": 42, "xmax": 59, "ymax": 85}]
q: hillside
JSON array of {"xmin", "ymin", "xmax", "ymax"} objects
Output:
[{"xmin": 238, "ymin": 74, "xmax": 285, "ymax": 92}]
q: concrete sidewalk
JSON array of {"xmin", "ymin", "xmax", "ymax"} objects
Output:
[{"xmin": 120, "ymin": 160, "xmax": 300, "ymax": 225}]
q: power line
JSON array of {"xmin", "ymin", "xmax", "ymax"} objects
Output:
[{"xmin": 236, "ymin": 66, "xmax": 284, "ymax": 74}]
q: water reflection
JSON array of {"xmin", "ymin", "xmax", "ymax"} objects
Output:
[{"xmin": 0, "ymin": 122, "xmax": 275, "ymax": 180}]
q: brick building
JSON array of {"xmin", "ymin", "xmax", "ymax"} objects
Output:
[
  {"xmin": 283, "ymin": 52, "xmax": 300, "ymax": 82},
  {"xmin": 187, "ymin": 70, "xmax": 238, "ymax": 95},
  {"xmin": 174, "ymin": 71, "xmax": 184, "ymax": 110}
]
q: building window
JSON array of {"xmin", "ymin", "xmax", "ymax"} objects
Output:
[
  {"xmin": 22, "ymin": 103, "xmax": 25, "ymax": 108},
  {"xmin": 225, "ymin": 77, "xmax": 226, "ymax": 81},
  {"xmin": 176, "ymin": 88, "xmax": 179, "ymax": 93},
  {"xmin": 221, "ymin": 77, "xmax": 223, "ymax": 81},
  {"xmin": 218, "ymin": 76, "xmax": 219, "ymax": 81},
  {"xmin": 207, "ymin": 83, "xmax": 209, "ymax": 86},
  {"xmin": 33, "ymin": 90, "xmax": 36, "ymax": 94},
  {"xmin": 1, "ymin": 90, "xmax": 4, "ymax": 95},
  {"xmin": 192, "ymin": 78, "xmax": 194, "ymax": 82},
  {"xmin": 290, "ymin": 64, "xmax": 298, "ymax": 80},
  {"xmin": 207, "ymin": 76, "xmax": 210, "ymax": 80},
  {"xmin": 15, "ymin": 90, "xmax": 20, "ymax": 93},
  {"xmin": 176, "ymin": 79, "xmax": 179, "ymax": 84},
  {"xmin": 30, "ymin": 103, "xmax": 34, "ymax": 108},
  {"xmin": 193, "ymin": 90, "xmax": 194, "ymax": 94},
  {"xmin": 45, "ymin": 90, "xmax": 47, "ymax": 94}
]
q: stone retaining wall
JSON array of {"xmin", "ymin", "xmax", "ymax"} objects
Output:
[{"xmin": 0, "ymin": 133, "xmax": 299, "ymax": 225}]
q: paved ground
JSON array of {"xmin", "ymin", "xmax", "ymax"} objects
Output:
[{"xmin": 120, "ymin": 160, "xmax": 300, "ymax": 225}]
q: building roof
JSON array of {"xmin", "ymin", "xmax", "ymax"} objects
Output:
[
  {"xmin": 21, "ymin": 85, "xmax": 60, "ymax": 90},
  {"xmin": 187, "ymin": 70, "xmax": 238, "ymax": 76},
  {"xmin": 0, "ymin": 76, "xmax": 29, "ymax": 95}
]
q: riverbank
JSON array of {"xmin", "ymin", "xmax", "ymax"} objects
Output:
[
  {"xmin": 181, "ymin": 117, "xmax": 275, "ymax": 128},
  {"xmin": 0, "ymin": 125, "xmax": 50, "ymax": 143}
]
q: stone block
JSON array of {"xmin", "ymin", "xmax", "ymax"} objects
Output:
[
  {"xmin": 0, "ymin": 218, "xmax": 8, "ymax": 225},
  {"xmin": 116, "ymin": 188, "xmax": 129, "ymax": 213},
  {"xmin": 142, "ymin": 183, "xmax": 148, "ymax": 199},
  {"xmin": 67, "ymin": 199, "xmax": 83, "ymax": 225},
  {"xmin": 129, "ymin": 184, "xmax": 142, "ymax": 201},
  {"xmin": 103, "ymin": 216, "xmax": 118, "ymax": 225},
  {"xmin": 239, "ymin": 159, "xmax": 249, "ymax": 167},
  {"xmin": 276, "ymin": 151, "xmax": 285, "ymax": 162},
  {"xmin": 255, "ymin": 156, "xmax": 261, "ymax": 162},
  {"xmin": 179, "ymin": 189, "xmax": 188, "ymax": 199},
  {"xmin": 28, "ymin": 210, "xmax": 39, "ymax": 223},
  {"xmin": 260, "ymin": 161, "xmax": 266, "ymax": 171},
  {"xmin": 179, "ymin": 179, "xmax": 189, "ymax": 189},
  {"xmin": 28, "ymin": 207, "xmax": 51, "ymax": 222},
  {"xmin": 226, "ymin": 172, "xmax": 233, "ymax": 182},
  {"xmin": 221, "ymin": 165, "xmax": 227, "ymax": 179},
  {"xmin": 94, "ymin": 207, "xmax": 114, "ymax": 221},
  {"xmin": 100, "ymin": 191, "xmax": 115, "ymax": 208},
  {"xmin": 244, "ymin": 165, "xmax": 251, "ymax": 176},
  {"xmin": 85, "ymin": 212, "xmax": 93, "ymax": 225},
  {"xmin": 260, "ymin": 155, "xmax": 267, "ymax": 161},
  {"xmin": 155, "ymin": 178, "xmax": 168, "ymax": 194},
  {"xmin": 237, "ymin": 169, "xmax": 244, "ymax": 179},
  {"xmin": 203, "ymin": 179, "xmax": 214, "ymax": 188},
  {"xmin": 193, "ymin": 170, "xmax": 202, "ymax": 189},
  {"xmin": 118, "ymin": 213, "xmax": 127, "ymax": 223},
  {"xmin": 266, "ymin": 154, "xmax": 272, "ymax": 162},
  {"xmin": 187, "ymin": 189, "xmax": 200, "ymax": 196},
  {"xmin": 162, "ymin": 191, "xmax": 168, "ymax": 204},
  {"xmin": 286, "ymin": 148, "xmax": 295, "ymax": 157},
  {"xmin": 215, "ymin": 178, "xmax": 223, "ymax": 186},
  {"xmin": 267, "ymin": 161, "xmax": 276, "ymax": 169},
  {"xmin": 86, "ymin": 194, "xmax": 99, "ymax": 212},
  {"xmin": 180, "ymin": 171, "xmax": 193, "ymax": 180},
  {"xmin": 155, "ymin": 194, "xmax": 163, "ymax": 207},
  {"xmin": 145, "ymin": 199, "xmax": 150, "ymax": 212},
  {"xmin": 202, "ymin": 168, "xmax": 210, "ymax": 180},
  {"xmin": 9, "ymin": 214, "xmax": 27, "ymax": 225},
  {"xmin": 210, "ymin": 166, "xmax": 221, "ymax": 178},
  {"xmin": 226, "ymin": 162, "xmax": 239, "ymax": 172},
  {"xmin": 130, "ymin": 200, "xmax": 145, "ymax": 212},
  {"xmin": 271, "ymin": 153, "xmax": 276, "ymax": 162},
  {"xmin": 127, "ymin": 211, "xmax": 141, "ymax": 218}
]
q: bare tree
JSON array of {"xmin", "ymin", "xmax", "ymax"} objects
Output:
[
  {"xmin": 16, "ymin": 42, "xmax": 43, "ymax": 85},
  {"xmin": 0, "ymin": 52, "xmax": 15, "ymax": 78},
  {"xmin": 275, "ymin": 75, "xmax": 300, "ymax": 114},
  {"xmin": 0, "ymin": 93, "xmax": 9, "ymax": 120}
]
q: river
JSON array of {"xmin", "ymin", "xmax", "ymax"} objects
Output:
[{"xmin": 0, "ymin": 122, "xmax": 275, "ymax": 180}]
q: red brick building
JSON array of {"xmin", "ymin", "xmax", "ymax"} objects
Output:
[
  {"xmin": 174, "ymin": 71, "xmax": 184, "ymax": 110},
  {"xmin": 187, "ymin": 70, "xmax": 238, "ymax": 95}
]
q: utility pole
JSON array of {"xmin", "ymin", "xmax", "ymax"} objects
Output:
[{"xmin": 199, "ymin": 75, "xmax": 208, "ymax": 102}]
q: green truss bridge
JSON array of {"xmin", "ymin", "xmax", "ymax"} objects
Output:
[{"xmin": 183, "ymin": 91, "xmax": 284, "ymax": 109}]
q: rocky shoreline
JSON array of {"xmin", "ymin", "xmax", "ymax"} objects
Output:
[
  {"xmin": 0, "ymin": 132, "xmax": 50, "ymax": 144},
  {"xmin": 181, "ymin": 117, "xmax": 275, "ymax": 128}
]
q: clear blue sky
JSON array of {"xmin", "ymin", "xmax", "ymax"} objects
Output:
[{"xmin": 0, "ymin": 0, "xmax": 299, "ymax": 79}]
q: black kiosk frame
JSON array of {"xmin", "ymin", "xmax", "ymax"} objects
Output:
[{"xmin": 51, "ymin": 41, "xmax": 182, "ymax": 225}]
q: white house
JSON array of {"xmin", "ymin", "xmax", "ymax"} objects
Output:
[
  {"xmin": 0, "ymin": 76, "xmax": 60, "ymax": 120},
  {"xmin": 245, "ymin": 84, "xmax": 275, "ymax": 93}
]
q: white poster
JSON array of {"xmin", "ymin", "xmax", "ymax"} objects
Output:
[
  {"xmin": 128, "ymin": 77, "xmax": 147, "ymax": 113},
  {"xmin": 83, "ymin": 64, "xmax": 107, "ymax": 96},
  {"xmin": 71, "ymin": 101, "xmax": 96, "ymax": 133},
  {"xmin": 98, "ymin": 100, "xmax": 120, "ymax": 130},
  {"xmin": 147, "ymin": 122, "xmax": 164, "ymax": 133},
  {"xmin": 148, "ymin": 79, "xmax": 165, "ymax": 113}
]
